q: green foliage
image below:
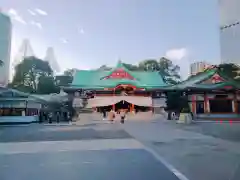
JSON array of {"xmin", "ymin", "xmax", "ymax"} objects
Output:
[
  {"xmin": 7, "ymin": 83, "xmax": 33, "ymax": 93},
  {"xmin": 55, "ymin": 75, "xmax": 73, "ymax": 86},
  {"xmin": 0, "ymin": 60, "xmax": 3, "ymax": 66},
  {"xmin": 218, "ymin": 63, "xmax": 240, "ymax": 81},
  {"xmin": 37, "ymin": 76, "xmax": 60, "ymax": 94},
  {"xmin": 165, "ymin": 91, "xmax": 182, "ymax": 111},
  {"xmin": 166, "ymin": 91, "xmax": 190, "ymax": 112},
  {"xmin": 11, "ymin": 56, "xmax": 57, "ymax": 94},
  {"xmin": 98, "ymin": 65, "xmax": 112, "ymax": 71},
  {"xmin": 63, "ymin": 69, "xmax": 76, "ymax": 76},
  {"xmin": 181, "ymin": 106, "xmax": 190, "ymax": 113},
  {"xmin": 136, "ymin": 58, "xmax": 181, "ymax": 84},
  {"xmin": 122, "ymin": 63, "xmax": 141, "ymax": 71}
]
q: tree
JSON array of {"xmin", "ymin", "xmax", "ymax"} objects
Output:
[
  {"xmin": 98, "ymin": 65, "xmax": 112, "ymax": 71},
  {"xmin": 137, "ymin": 58, "xmax": 181, "ymax": 84},
  {"xmin": 11, "ymin": 56, "xmax": 53, "ymax": 93},
  {"xmin": 138, "ymin": 59, "xmax": 160, "ymax": 71},
  {"xmin": 55, "ymin": 75, "xmax": 73, "ymax": 86},
  {"xmin": 37, "ymin": 76, "xmax": 60, "ymax": 94},
  {"xmin": 158, "ymin": 57, "xmax": 181, "ymax": 84},
  {"xmin": 63, "ymin": 68, "xmax": 77, "ymax": 76},
  {"xmin": 0, "ymin": 60, "xmax": 3, "ymax": 67},
  {"xmin": 122, "ymin": 63, "xmax": 141, "ymax": 71},
  {"xmin": 218, "ymin": 63, "xmax": 240, "ymax": 81},
  {"xmin": 137, "ymin": 58, "xmax": 181, "ymax": 111}
]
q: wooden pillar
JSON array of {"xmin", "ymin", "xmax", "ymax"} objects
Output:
[
  {"xmin": 191, "ymin": 94, "xmax": 196, "ymax": 114},
  {"xmin": 204, "ymin": 93, "xmax": 209, "ymax": 113},
  {"xmin": 112, "ymin": 88, "xmax": 115, "ymax": 111},
  {"xmin": 234, "ymin": 93, "xmax": 238, "ymax": 113}
]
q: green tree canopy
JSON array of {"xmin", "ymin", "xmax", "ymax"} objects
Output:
[
  {"xmin": 11, "ymin": 56, "xmax": 55, "ymax": 93},
  {"xmin": 0, "ymin": 60, "xmax": 3, "ymax": 67},
  {"xmin": 122, "ymin": 63, "xmax": 143, "ymax": 71},
  {"xmin": 63, "ymin": 68, "xmax": 77, "ymax": 76},
  {"xmin": 218, "ymin": 63, "xmax": 240, "ymax": 81},
  {"xmin": 137, "ymin": 58, "xmax": 181, "ymax": 84},
  {"xmin": 97, "ymin": 65, "xmax": 112, "ymax": 71},
  {"xmin": 37, "ymin": 76, "xmax": 60, "ymax": 94}
]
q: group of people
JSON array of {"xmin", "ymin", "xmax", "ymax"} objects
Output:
[
  {"xmin": 39, "ymin": 111, "xmax": 71, "ymax": 124},
  {"xmin": 102, "ymin": 109, "xmax": 126, "ymax": 124}
]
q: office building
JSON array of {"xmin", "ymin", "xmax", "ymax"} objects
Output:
[
  {"xmin": 219, "ymin": 0, "xmax": 240, "ymax": 64},
  {"xmin": 44, "ymin": 47, "xmax": 60, "ymax": 74},
  {"xmin": 0, "ymin": 11, "xmax": 12, "ymax": 86},
  {"xmin": 13, "ymin": 39, "xmax": 35, "ymax": 67},
  {"xmin": 190, "ymin": 62, "xmax": 211, "ymax": 75}
]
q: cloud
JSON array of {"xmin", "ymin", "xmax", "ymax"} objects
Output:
[
  {"xmin": 165, "ymin": 48, "xmax": 187, "ymax": 61},
  {"xmin": 35, "ymin": 8, "xmax": 48, "ymax": 16},
  {"xmin": 8, "ymin": 8, "xmax": 17, "ymax": 16},
  {"xmin": 27, "ymin": 9, "xmax": 36, "ymax": 16},
  {"xmin": 78, "ymin": 28, "xmax": 85, "ymax": 34},
  {"xmin": 30, "ymin": 21, "xmax": 43, "ymax": 29},
  {"xmin": 8, "ymin": 8, "xmax": 26, "ymax": 24},
  {"xmin": 60, "ymin": 38, "xmax": 68, "ymax": 44}
]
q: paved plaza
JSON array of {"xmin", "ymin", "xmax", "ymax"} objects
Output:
[
  {"xmin": 0, "ymin": 121, "xmax": 181, "ymax": 180},
  {"xmin": 123, "ymin": 119, "xmax": 240, "ymax": 180},
  {"xmin": 1, "ymin": 116, "xmax": 240, "ymax": 180}
]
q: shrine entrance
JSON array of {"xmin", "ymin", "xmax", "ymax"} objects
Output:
[{"xmin": 115, "ymin": 100, "xmax": 131, "ymax": 112}]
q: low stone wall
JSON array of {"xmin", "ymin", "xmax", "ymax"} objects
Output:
[
  {"xmin": 0, "ymin": 116, "xmax": 39, "ymax": 124},
  {"xmin": 196, "ymin": 113, "xmax": 240, "ymax": 121}
]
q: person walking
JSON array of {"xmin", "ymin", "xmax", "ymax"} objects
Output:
[
  {"xmin": 108, "ymin": 109, "xmax": 115, "ymax": 123},
  {"xmin": 102, "ymin": 108, "xmax": 107, "ymax": 120},
  {"xmin": 120, "ymin": 109, "xmax": 126, "ymax": 124},
  {"xmin": 56, "ymin": 111, "xmax": 60, "ymax": 123}
]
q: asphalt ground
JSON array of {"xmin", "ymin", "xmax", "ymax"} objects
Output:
[{"xmin": 0, "ymin": 123, "xmax": 181, "ymax": 180}]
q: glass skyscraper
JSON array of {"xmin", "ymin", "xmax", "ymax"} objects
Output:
[
  {"xmin": 219, "ymin": 0, "xmax": 240, "ymax": 64},
  {"xmin": 0, "ymin": 11, "xmax": 11, "ymax": 86}
]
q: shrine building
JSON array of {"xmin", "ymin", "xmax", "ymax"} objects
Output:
[
  {"xmin": 167, "ymin": 66, "xmax": 240, "ymax": 120},
  {"xmin": 63, "ymin": 61, "xmax": 167, "ymax": 113}
]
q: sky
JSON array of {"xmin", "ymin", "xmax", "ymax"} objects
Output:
[{"xmin": 1, "ymin": 0, "xmax": 221, "ymax": 78}]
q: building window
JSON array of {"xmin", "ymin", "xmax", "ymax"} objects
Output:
[
  {"xmin": 209, "ymin": 99, "xmax": 233, "ymax": 113},
  {"xmin": 196, "ymin": 101, "xmax": 204, "ymax": 114}
]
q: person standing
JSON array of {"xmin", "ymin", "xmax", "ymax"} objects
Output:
[
  {"xmin": 120, "ymin": 109, "xmax": 126, "ymax": 124},
  {"xmin": 57, "ymin": 111, "xmax": 61, "ymax": 123},
  {"xmin": 102, "ymin": 108, "xmax": 107, "ymax": 120},
  {"xmin": 108, "ymin": 109, "xmax": 115, "ymax": 123},
  {"xmin": 48, "ymin": 112, "xmax": 53, "ymax": 124},
  {"xmin": 67, "ymin": 111, "xmax": 71, "ymax": 122}
]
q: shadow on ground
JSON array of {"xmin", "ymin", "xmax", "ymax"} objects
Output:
[
  {"xmin": 0, "ymin": 125, "xmax": 132, "ymax": 143},
  {"xmin": 176, "ymin": 122, "xmax": 240, "ymax": 142}
]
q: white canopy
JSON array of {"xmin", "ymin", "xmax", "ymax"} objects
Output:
[{"xmin": 86, "ymin": 96, "xmax": 153, "ymax": 108}]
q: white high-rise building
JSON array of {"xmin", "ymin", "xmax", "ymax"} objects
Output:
[
  {"xmin": 13, "ymin": 39, "xmax": 35, "ymax": 67},
  {"xmin": 219, "ymin": 0, "xmax": 240, "ymax": 64},
  {"xmin": 190, "ymin": 62, "xmax": 212, "ymax": 75},
  {"xmin": 0, "ymin": 11, "xmax": 12, "ymax": 86},
  {"xmin": 44, "ymin": 47, "xmax": 60, "ymax": 73}
]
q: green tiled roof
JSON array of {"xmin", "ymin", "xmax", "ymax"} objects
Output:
[
  {"xmin": 166, "ymin": 67, "xmax": 240, "ymax": 90},
  {"xmin": 71, "ymin": 62, "xmax": 167, "ymax": 90}
]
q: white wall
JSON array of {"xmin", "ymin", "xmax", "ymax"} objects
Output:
[
  {"xmin": 219, "ymin": 0, "xmax": 240, "ymax": 64},
  {"xmin": 0, "ymin": 13, "xmax": 11, "ymax": 86}
]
